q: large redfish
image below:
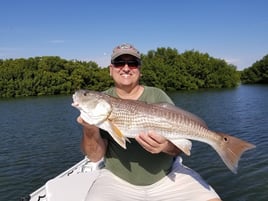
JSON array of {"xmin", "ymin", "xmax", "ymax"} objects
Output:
[{"xmin": 72, "ymin": 89, "xmax": 255, "ymax": 173}]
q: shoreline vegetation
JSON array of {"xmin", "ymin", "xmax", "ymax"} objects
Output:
[{"xmin": 0, "ymin": 47, "xmax": 267, "ymax": 98}]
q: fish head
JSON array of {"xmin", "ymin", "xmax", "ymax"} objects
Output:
[{"xmin": 72, "ymin": 90, "xmax": 112, "ymax": 125}]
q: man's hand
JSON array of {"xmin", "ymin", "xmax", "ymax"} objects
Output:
[
  {"xmin": 77, "ymin": 116, "xmax": 107, "ymax": 162},
  {"xmin": 135, "ymin": 131, "xmax": 181, "ymax": 156}
]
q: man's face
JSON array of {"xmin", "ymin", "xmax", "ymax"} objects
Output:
[{"xmin": 110, "ymin": 55, "xmax": 141, "ymax": 88}]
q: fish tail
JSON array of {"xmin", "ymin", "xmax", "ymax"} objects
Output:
[{"xmin": 213, "ymin": 132, "xmax": 256, "ymax": 173}]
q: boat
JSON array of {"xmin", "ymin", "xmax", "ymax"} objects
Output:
[{"xmin": 21, "ymin": 157, "xmax": 104, "ymax": 201}]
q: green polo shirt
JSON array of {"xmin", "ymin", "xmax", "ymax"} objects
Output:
[{"xmin": 100, "ymin": 86, "xmax": 175, "ymax": 186}]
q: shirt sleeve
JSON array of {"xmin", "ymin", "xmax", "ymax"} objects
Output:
[{"xmin": 139, "ymin": 86, "xmax": 174, "ymax": 105}]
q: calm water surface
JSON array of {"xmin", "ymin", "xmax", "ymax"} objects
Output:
[{"xmin": 0, "ymin": 85, "xmax": 267, "ymax": 201}]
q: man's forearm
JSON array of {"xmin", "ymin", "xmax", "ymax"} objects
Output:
[{"xmin": 79, "ymin": 121, "xmax": 107, "ymax": 162}]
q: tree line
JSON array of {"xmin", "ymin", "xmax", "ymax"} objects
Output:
[
  {"xmin": 0, "ymin": 47, "xmax": 266, "ymax": 98},
  {"xmin": 240, "ymin": 54, "xmax": 268, "ymax": 84},
  {"xmin": 0, "ymin": 56, "xmax": 113, "ymax": 98}
]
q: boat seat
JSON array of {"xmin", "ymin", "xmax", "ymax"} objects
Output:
[{"xmin": 45, "ymin": 171, "xmax": 100, "ymax": 201}]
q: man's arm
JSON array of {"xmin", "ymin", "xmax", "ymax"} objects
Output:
[{"xmin": 77, "ymin": 117, "xmax": 107, "ymax": 162}]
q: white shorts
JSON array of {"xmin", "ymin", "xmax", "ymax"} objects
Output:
[{"xmin": 85, "ymin": 157, "xmax": 220, "ymax": 201}]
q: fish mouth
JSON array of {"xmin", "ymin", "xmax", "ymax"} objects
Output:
[
  {"xmin": 71, "ymin": 97, "xmax": 80, "ymax": 108},
  {"xmin": 71, "ymin": 102, "xmax": 79, "ymax": 107},
  {"xmin": 71, "ymin": 94, "xmax": 79, "ymax": 107}
]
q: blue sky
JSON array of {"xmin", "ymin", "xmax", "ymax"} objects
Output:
[{"xmin": 1, "ymin": 0, "xmax": 267, "ymax": 70}]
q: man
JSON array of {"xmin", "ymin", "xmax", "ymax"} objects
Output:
[{"xmin": 77, "ymin": 43, "xmax": 221, "ymax": 201}]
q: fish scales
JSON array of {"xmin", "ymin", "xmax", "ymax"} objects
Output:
[{"xmin": 110, "ymin": 97, "xmax": 212, "ymax": 141}]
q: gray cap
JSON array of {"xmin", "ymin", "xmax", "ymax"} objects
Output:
[{"xmin": 111, "ymin": 43, "xmax": 141, "ymax": 61}]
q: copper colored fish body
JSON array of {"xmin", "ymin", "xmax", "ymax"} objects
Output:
[{"xmin": 72, "ymin": 89, "xmax": 256, "ymax": 173}]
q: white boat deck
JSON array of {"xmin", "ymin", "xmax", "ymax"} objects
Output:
[{"xmin": 21, "ymin": 157, "xmax": 104, "ymax": 201}]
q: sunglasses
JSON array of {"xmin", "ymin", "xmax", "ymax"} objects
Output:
[{"xmin": 112, "ymin": 60, "xmax": 140, "ymax": 69}]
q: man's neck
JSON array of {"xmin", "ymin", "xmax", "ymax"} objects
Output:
[{"xmin": 115, "ymin": 85, "xmax": 144, "ymax": 100}]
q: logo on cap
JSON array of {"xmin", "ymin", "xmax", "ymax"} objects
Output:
[{"xmin": 111, "ymin": 43, "xmax": 141, "ymax": 61}]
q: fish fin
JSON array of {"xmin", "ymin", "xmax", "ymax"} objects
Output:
[
  {"xmin": 108, "ymin": 120, "xmax": 130, "ymax": 149},
  {"xmin": 213, "ymin": 132, "xmax": 256, "ymax": 174},
  {"xmin": 156, "ymin": 103, "xmax": 208, "ymax": 128},
  {"xmin": 169, "ymin": 139, "xmax": 192, "ymax": 156}
]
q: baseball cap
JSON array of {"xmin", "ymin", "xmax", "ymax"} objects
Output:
[{"xmin": 111, "ymin": 43, "xmax": 141, "ymax": 61}]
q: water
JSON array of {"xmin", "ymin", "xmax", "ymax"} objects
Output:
[{"xmin": 0, "ymin": 85, "xmax": 267, "ymax": 201}]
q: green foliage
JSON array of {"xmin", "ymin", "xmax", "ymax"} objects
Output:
[
  {"xmin": 141, "ymin": 48, "xmax": 240, "ymax": 91},
  {"xmin": 241, "ymin": 54, "xmax": 268, "ymax": 84},
  {"xmin": 0, "ymin": 56, "xmax": 112, "ymax": 98},
  {"xmin": 0, "ymin": 47, "xmax": 251, "ymax": 98}
]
